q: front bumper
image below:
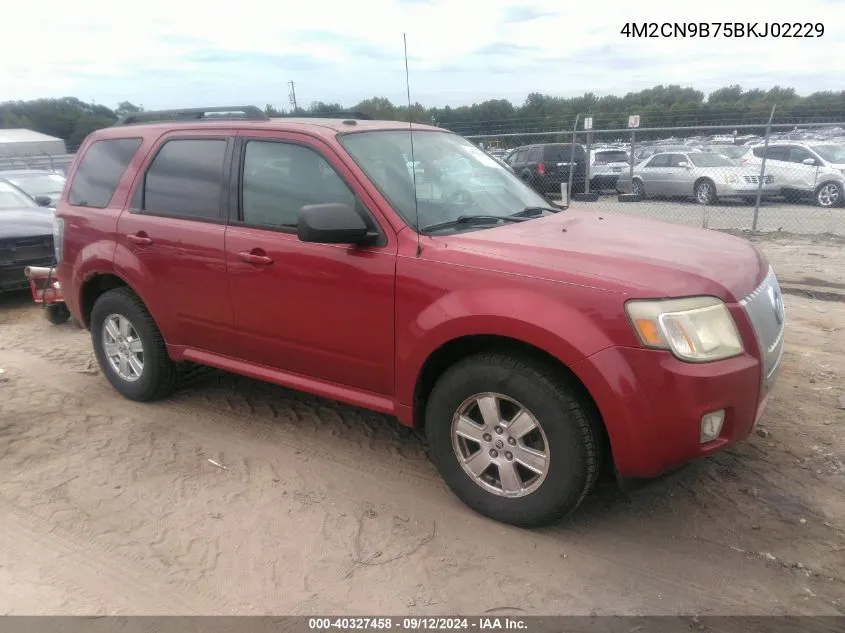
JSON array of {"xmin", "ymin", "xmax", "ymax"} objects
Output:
[
  {"xmin": 717, "ymin": 182, "xmax": 779, "ymax": 197},
  {"xmin": 573, "ymin": 346, "xmax": 767, "ymax": 478}
]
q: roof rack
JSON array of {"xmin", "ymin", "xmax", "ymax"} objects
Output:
[
  {"xmin": 273, "ymin": 111, "xmax": 373, "ymax": 121},
  {"xmin": 114, "ymin": 106, "xmax": 269, "ymax": 126}
]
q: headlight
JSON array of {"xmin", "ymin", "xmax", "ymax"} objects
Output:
[
  {"xmin": 723, "ymin": 174, "xmax": 739, "ymax": 184},
  {"xmin": 625, "ymin": 296, "xmax": 744, "ymax": 362}
]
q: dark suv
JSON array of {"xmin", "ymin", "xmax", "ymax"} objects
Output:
[
  {"xmin": 505, "ymin": 143, "xmax": 588, "ymax": 196},
  {"xmin": 55, "ymin": 106, "xmax": 784, "ymax": 527}
]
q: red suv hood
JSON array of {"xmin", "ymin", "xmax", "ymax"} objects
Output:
[{"xmin": 443, "ymin": 211, "xmax": 767, "ymax": 302}]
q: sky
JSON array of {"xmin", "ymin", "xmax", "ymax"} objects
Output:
[{"xmin": 2, "ymin": 0, "xmax": 844, "ymax": 110}]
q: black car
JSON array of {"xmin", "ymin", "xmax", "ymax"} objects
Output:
[
  {"xmin": 0, "ymin": 180, "xmax": 55, "ymax": 292},
  {"xmin": 0, "ymin": 169, "xmax": 66, "ymax": 207},
  {"xmin": 505, "ymin": 143, "xmax": 588, "ymax": 195}
]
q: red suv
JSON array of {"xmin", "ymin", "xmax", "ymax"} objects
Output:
[{"xmin": 54, "ymin": 106, "xmax": 785, "ymax": 527}]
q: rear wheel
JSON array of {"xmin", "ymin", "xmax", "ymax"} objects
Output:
[
  {"xmin": 90, "ymin": 287, "xmax": 177, "ymax": 401},
  {"xmin": 631, "ymin": 178, "xmax": 645, "ymax": 198},
  {"xmin": 425, "ymin": 352, "xmax": 599, "ymax": 527}
]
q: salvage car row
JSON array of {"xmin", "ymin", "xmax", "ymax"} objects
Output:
[{"xmin": 491, "ymin": 139, "xmax": 845, "ymax": 207}]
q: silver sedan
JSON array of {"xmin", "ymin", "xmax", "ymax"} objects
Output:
[{"xmin": 617, "ymin": 151, "xmax": 779, "ymax": 204}]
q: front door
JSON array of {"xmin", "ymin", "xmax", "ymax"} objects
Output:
[{"xmin": 224, "ymin": 132, "xmax": 396, "ymax": 395}]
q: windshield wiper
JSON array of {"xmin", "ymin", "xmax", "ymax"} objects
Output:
[
  {"xmin": 510, "ymin": 205, "xmax": 562, "ymax": 218},
  {"xmin": 421, "ymin": 214, "xmax": 527, "ymax": 233}
]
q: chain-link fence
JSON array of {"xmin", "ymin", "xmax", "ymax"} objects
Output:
[
  {"xmin": 0, "ymin": 151, "xmax": 75, "ymax": 175},
  {"xmin": 465, "ymin": 119, "xmax": 845, "ymax": 236}
]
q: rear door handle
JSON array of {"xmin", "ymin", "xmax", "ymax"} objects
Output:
[
  {"xmin": 127, "ymin": 232, "xmax": 153, "ymax": 246},
  {"xmin": 238, "ymin": 251, "xmax": 274, "ymax": 265}
]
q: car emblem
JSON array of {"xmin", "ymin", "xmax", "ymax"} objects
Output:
[{"xmin": 768, "ymin": 286, "xmax": 784, "ymax": 324}]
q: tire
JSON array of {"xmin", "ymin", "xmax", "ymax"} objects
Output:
[
  {"xmin": 631, "ymin": 178, "xmax": 645, "ymax": 198},
  {"xmin": 45, "ymin": 303, "xmax": 70, "ymax": 325},
  {"xmin": 90, "ymin": 287, "xmax": 177, "ymax": 402},
  {"xmin": 694, "ymin": 179, "xmax": 717, "ymax": 205},
  {"xmin": 815, "ymin": 181, "xmax": 843, "ymax": 208},
  {"xmin": 424, "ymin": 352, "xmax": 599, "ymax": 527}
]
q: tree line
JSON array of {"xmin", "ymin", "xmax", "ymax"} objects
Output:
[{"xmin": 1, "ymin": 85, "xmax": 843, "ymax": 149}]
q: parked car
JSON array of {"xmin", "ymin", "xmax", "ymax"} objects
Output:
[
  {"xmin": 0, "ymin": 180, "xmax": 56, "ymax": 292},
  {"xmin": 506, "ymin": 143, "xmax": 587, "ymax": 195},
  {"xmin": 589, "ymin": 149, "xmax": 630, "ymax": 190},
  {"xmin": 55, "ymin": 106, "xmax": 785, "ymax": 527},
  {"xmin": 617, "ymin": 151, "xmax": 779, "ymax": 204},
  {"xmin": 0, "ymin": 169, "xmax": 66, "ymax": 207},
  {"xmin": 738, "ymin": 142, "xmax": 845, "ymax": 207}
]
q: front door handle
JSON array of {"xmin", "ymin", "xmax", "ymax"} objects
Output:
[
  {"xmin": 127, "ymin": 232, "xmax": 153, "ymax": 246},
  {"xmin": 238, "ymin": 251, "xmax": 274, "ymax": 265}
]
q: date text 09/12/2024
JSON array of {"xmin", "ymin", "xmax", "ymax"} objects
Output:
[{"xmin": 620, "ymin": 22, "xmax": 824, "ymax": 37}]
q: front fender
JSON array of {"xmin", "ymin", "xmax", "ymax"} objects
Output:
[{"xmin": 395, "ymin": 286, "xmax": 624, "ymax": 406}]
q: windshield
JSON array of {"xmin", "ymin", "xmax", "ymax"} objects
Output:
[
  {"xmin": 707, "ymin": 146, "xmax": 746, "ymax": 159},
  {"xmin": 0, "ymin": 181, "xmax": 38, "ymax": 209},
  {"xmin": 689, "ymin": 153, "xmax": 736, "ymax": 168},
  {"xmin": 812, "ymin": 144, "xmax": 845, "ymax": 163},
  {"xmin": 339, "ymin": 130, "xmax": 553, "ymax": 231},
  {"xmin": 594, "ymin": 151, "xmax": 629, "ymax": 164},
  {"xmin": 4, "ymin": 173, "xmax": 65, "ymax": 195}
]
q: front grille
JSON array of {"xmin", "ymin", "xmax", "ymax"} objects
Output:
[
  {"xmin": 740, "ymin": 266, "xmax": 785, "ymax": 398},
  {"xmin": 742, "ymin": 175, "xmax": 774, "ymax": 184},
  {"xmin": 0, "ymin": 236, "xmax": 53, "ymax": 264}
]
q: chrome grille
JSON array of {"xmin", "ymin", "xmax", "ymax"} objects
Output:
[
  {"xmin": 740, "ymin": 266, "xmax": 785, "ymax": 397},
  {"xmin": 742, "ymin": 175, "xmax": 774, "ymax": 184}
]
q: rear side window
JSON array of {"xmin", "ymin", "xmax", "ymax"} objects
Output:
[
  {"xmin": 141, "ymin": 139, "xmax": 227, "ymax": 220},
  {"xmin": 544, "ymin": 145, "xmax": 586, "ymax": 162},
  {"xmin": 68, "ymin": 138, "xmax": 142, "ymax": 208}
]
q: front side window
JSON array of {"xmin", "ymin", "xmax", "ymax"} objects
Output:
[
  {"xmin": 141, "ymin": 139, "xmax": 227, "ymax": 220},
  {"xmin": 241, "ymin": 140, "xmax": 355, "ymax": 229},
  {"xmin": 340, "ymin": 130, "xmax": 553, "ymax": 231},
  {"xmin": 68, "ymin": 138, "xmax": 142, "ymax": 208},
  {"xmin": 645, "ymin": 154, "xmax": 670, "ymax": 168},
  {"xmin": 811, "ymin": 144, "xmax": 845, "ymax": 164}
]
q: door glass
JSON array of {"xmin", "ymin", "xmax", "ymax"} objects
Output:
[
  {"xmin": 142, "ymin": 139, "xmax": 227, "ymax": 220},
  {"xmin": 242, "ymin": 141, "xmax": 355, "ymax": 229},
  {"xmin": 646, "ymin": 154, "xmax": 670, "ymax": 168}
]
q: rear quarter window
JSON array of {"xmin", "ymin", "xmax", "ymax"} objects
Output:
[{"xmin": 67, "ymin": 138, "xmax": 143, "ymax": 208}]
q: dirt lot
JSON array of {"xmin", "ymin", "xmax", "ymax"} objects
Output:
[{"xmin": 0, "ymin": 233, "xmax": 843, "ymax": 616}]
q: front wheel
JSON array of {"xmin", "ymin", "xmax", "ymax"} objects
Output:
[
  {"xmin": 90, "ymin": 287, "xmax": 177, "ymax": 401},
  {"xmin": 631, "ymin": 178, "xmax": 645, "ymax": 198},
  {"xmin": 425, "ymin": 353, "xmax": 599, "ymax": 527},
  {"xmin": 695, "ymin": 179, "xmax": 717, "ymax": 205},
  {"xmin": 815, "ymin": 181, "xmax": 843, "ymax": 208}
]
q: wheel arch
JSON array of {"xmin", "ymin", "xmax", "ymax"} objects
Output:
[{"xmin": 412, "ymin": 334, "xmax": 613, "ymax": 473}]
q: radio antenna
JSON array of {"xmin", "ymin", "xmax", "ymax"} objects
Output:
[{"xmin": 404, "ymin": 33, "xmax": 422, "ymax": 257}]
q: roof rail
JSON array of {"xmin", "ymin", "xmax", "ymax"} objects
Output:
[
  {"xmin": 114, "ymin": 106, "xmax": 269, "ymax": 126},
  {"xmin": 273, "ymin": 111, "xmax": 373, "ymax": 121}
]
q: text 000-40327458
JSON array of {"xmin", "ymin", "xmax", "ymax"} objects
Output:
[{"xmin": 620, "ymin": 22, "xmax": 824, "ymax": 38}]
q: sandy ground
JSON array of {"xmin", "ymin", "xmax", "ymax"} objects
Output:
[{"xmin": 0, "ymin": 232, "xmax": 843, "ymax": 616}]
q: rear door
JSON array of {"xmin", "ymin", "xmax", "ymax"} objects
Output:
[
  {"xmin": 640, "ymin": 153, "xmax": 670, "ymax": 193},
  {"xmin": 114, "ymin": 130, "xmax": 239, "ymax": 354}
]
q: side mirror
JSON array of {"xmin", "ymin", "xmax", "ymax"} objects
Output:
[
  {"xmin": 678, "ymin": 162, "xmax": 690, "ymax": 169},
  {"xmin": 34, "ymin": 195, "xmax": 52, "ymax": 207},
  {"xmin": 298, "ymin": 203, "xmax": 374, "ymax": 245},
  {"xmin": 802, "ymin": 158, "xmax": 817, "ymax": 166}
]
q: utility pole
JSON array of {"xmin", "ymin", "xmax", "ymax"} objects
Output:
[{"xmin": 288, "ymin": 81, "xmax": 297, "ymax": 111}]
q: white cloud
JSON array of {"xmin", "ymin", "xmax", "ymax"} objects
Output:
[{"xmin": 2, "ymin": 0, "xmax": 843, "ymax": 109}]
